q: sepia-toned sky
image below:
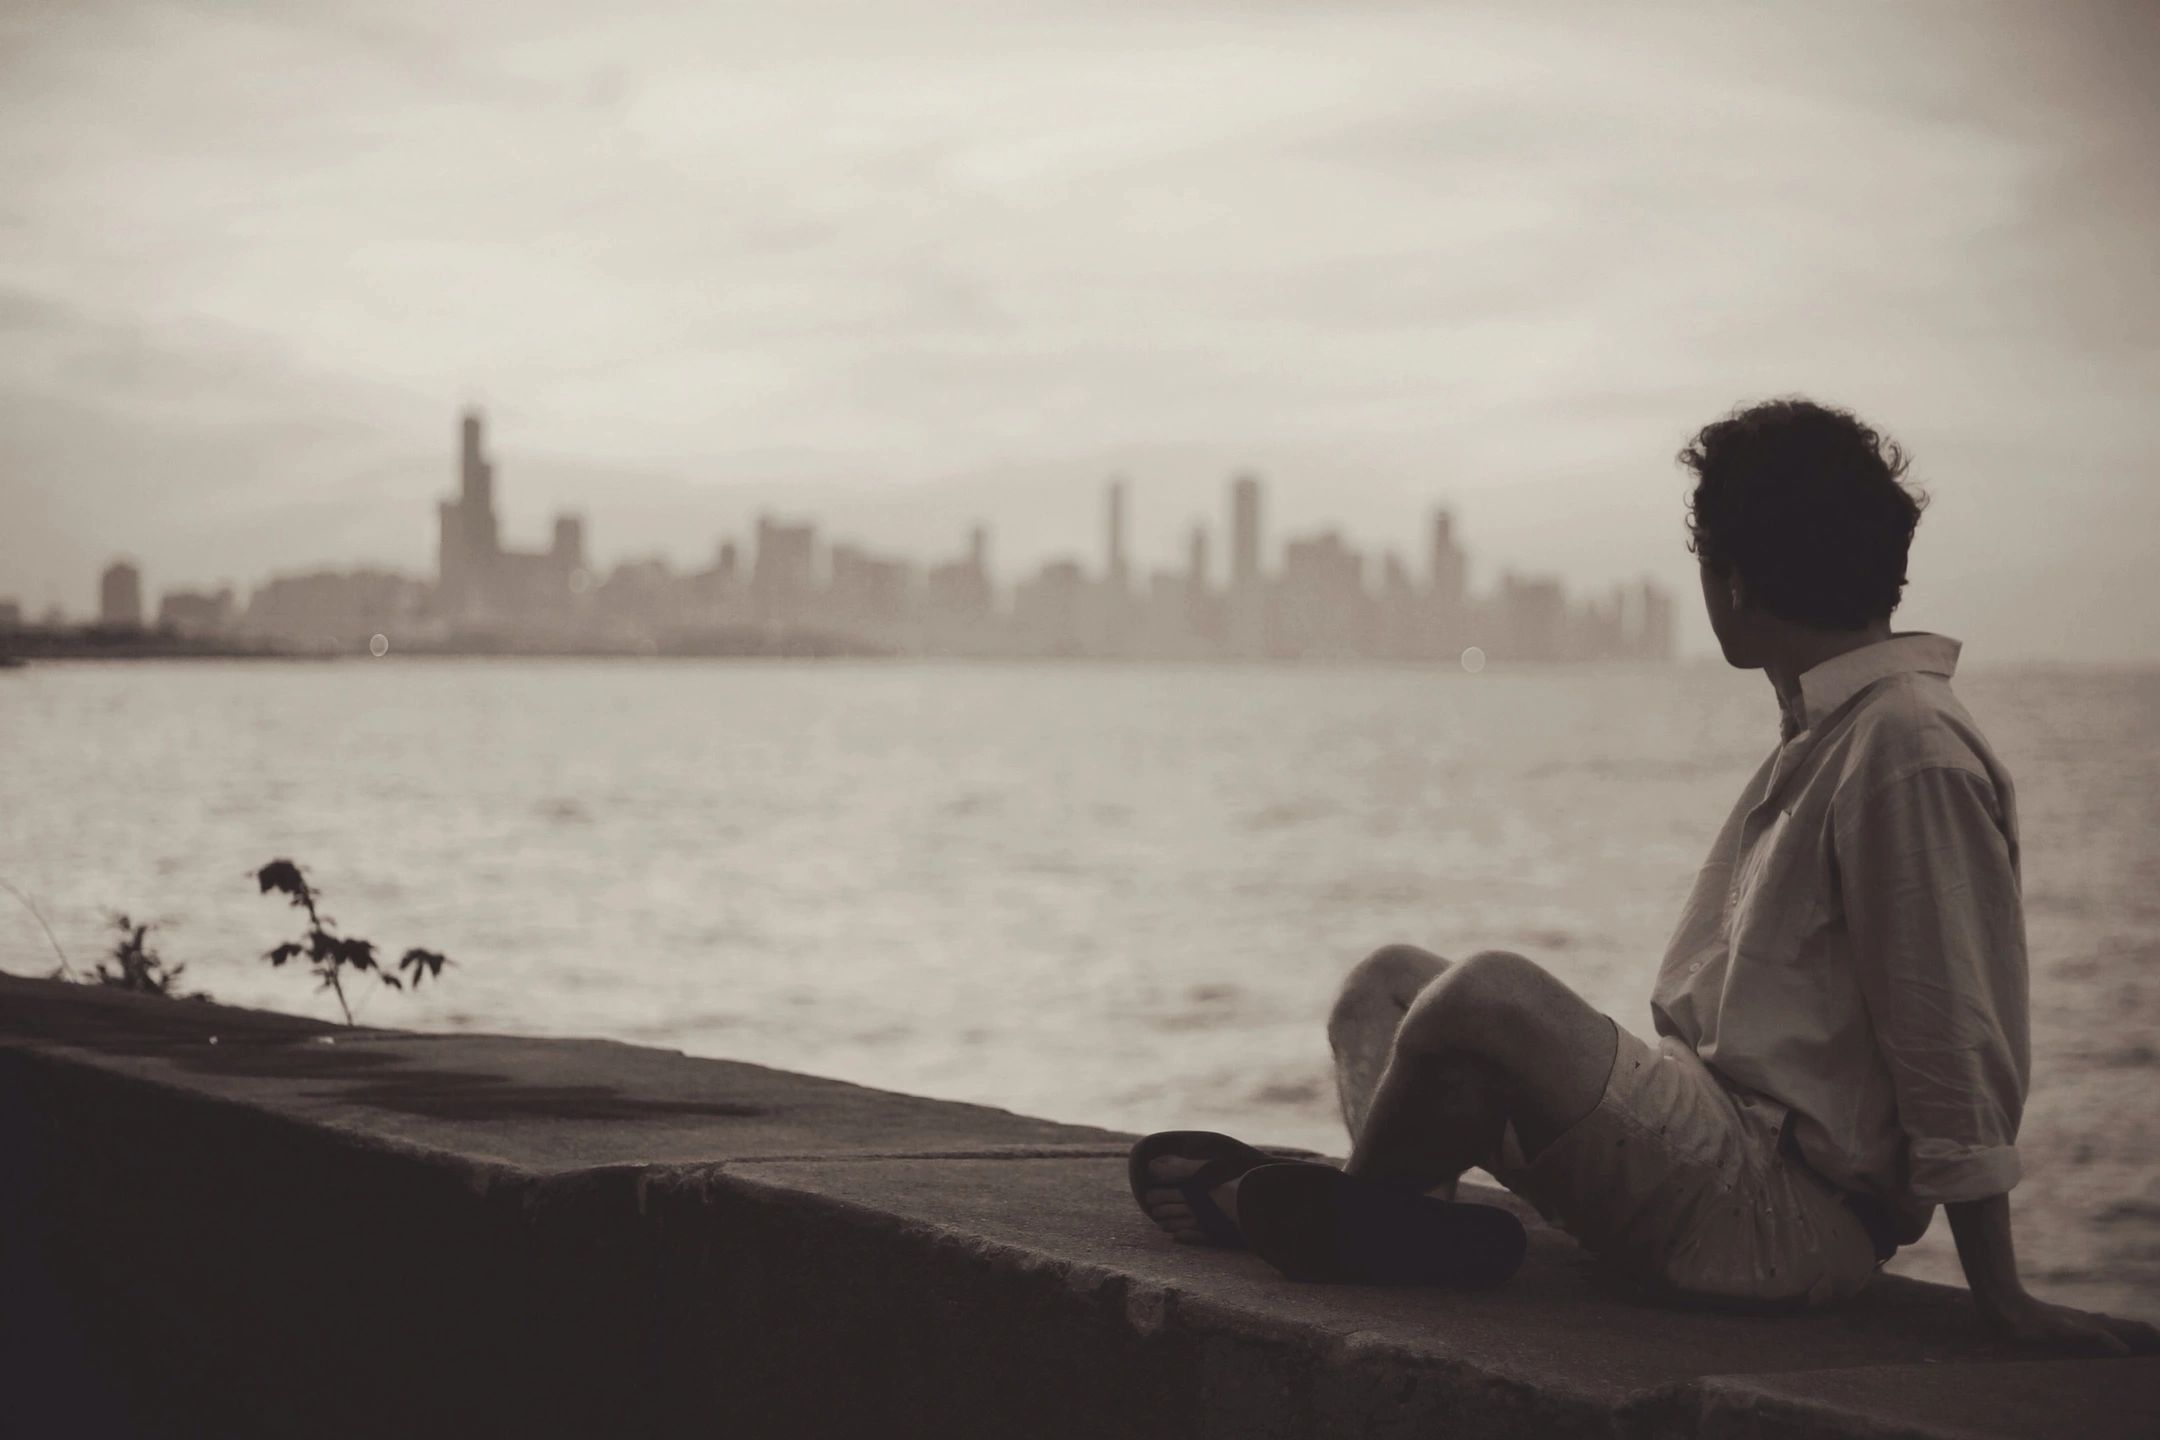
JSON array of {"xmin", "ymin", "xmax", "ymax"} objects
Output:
[{"xmin": 2, "ymin": 0, "xmax": 2156, "ymax": 659}]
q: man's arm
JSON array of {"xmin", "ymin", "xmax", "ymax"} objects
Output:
[
  {"xmin": 1946, "ymin": 1195, "xmax": 2160, "ymax": 1355},
  {"xmin": 1840, "ymin": 765, "xmax": 2157, "ymax": 1353}
]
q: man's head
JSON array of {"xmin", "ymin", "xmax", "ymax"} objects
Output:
[{"xmin": 1680, "ymin": 398, "xmax": 1928, "ymax": 668}]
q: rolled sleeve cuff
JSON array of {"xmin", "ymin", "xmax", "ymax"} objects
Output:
[{"xmin": 1908, "ymin": 1138, "xmax": 2022, "ymax": 1203}]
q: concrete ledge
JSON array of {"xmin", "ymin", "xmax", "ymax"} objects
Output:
[{"xmin": 3, "ymin": 974, "xmax": 2151, "ymax": 1438}]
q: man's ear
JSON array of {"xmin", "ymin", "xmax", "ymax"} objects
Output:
[{"xmin": 1727, "ymin": 570, "xmax": 1748, "ymax": 613}]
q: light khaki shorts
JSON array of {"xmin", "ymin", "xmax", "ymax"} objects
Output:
[{"xmin": 1483, "ymin": 1019, "xmax": 1884, "ymax": 1309}]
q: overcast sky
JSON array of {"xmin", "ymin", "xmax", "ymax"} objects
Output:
[{"xmin": 3, "ymin": 0, "xmax": 2156, "ymax": 659}]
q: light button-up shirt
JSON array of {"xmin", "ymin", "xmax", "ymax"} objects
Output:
[{"xmin": 1652, "ymin": 633, "xmax": 2029, "ymax": 1245}]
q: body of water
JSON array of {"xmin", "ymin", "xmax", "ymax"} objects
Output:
[{"xmin": 3, "ymin": 658, "xmax": 2154, "ymax": 1322}]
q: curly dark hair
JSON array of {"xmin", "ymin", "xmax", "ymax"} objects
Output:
[{"xmin": 1680, "ymin": 398, "xmax": 1929, "ymax": 630}]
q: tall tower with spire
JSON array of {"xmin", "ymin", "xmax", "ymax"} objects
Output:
[{"xmin": 438, "ymin": 407, "xmax": 502, "ymax": 618}]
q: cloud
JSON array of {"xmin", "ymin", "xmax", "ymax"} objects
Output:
[{"xmin": 1, "ymin": 0, "xmax": 2156, "ymax": 657}]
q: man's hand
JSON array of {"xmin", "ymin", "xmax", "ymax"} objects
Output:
[
  {"xmin": 1944, "ymin": 1194, "xmax": 2159, "ymax": 1355},
  {"xmin": 1985, "ymin": 1294, "xmax": 2160, "ymax": 1357}
]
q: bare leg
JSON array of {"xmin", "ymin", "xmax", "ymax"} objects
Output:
[
  {"xmin": 1140, "ymin": 943, "xmax": 1469, "ymax": 1240},
  {"xmin": 1143, "ymin": 945, "xmax": 1615, "ymax": 1242},
  {"xmin": 1345, "ymin": 949, "xmax": 1618, "ymax": 1190},
  {"xmin": 1328, "ymin": 944, "xmax": 1513, "ymax": 1197}
]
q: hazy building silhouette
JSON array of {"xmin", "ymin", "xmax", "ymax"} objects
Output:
[
  {"xmin": 919, "ymin": 527, "xmax": 996, "ymax": 654},
  {"xmin": 385, "ymin": 406, "xmax": 1678, "ymax": 662},
  {"xmin": 553, "ymin": 516, "xmax": 586, "ymax": 575},
  {"xmin": 242, "ymin": 570, "xmax": 424, "ymax": 650},
  {"xmin": 436, "ymin": 409, "xmax": 583, "ymax": 627},
  {"xmin": 1185, "ymin": 523, "xmax": 1220, "ymax": 644},
  {"xmin": 1426, "ymin": 509, "xmax": 1468, "ymax": 657},
  {"xmin": 1094, "ymin": 477, "xmax": 1137, "ymax": 654},
  {"xmin": 1013, "ymin": 558, "xmax": 1088, "ymax": 656},
  {"xmin": 157, "ymin": 586, "xmax": 234, "ymax": 637},
  {"xmin": 925, "ymin": 529, "xmax": 991, "ymax": 615},
  {"xmin": 1228, "ymin": 472, "xmax": 1266, "ymax": 657},
  {"xmin": 1105, "ymin": 478, "xmax": 1129, "ymax": 593},
  {"xmin": 436, "ymin": 410, "xmax": 498, "ymax": 619},
  {"xmin": 684, "ymin": 538, "xmax": 742, "ymax": 625},
  {"xmin": 751, "ymin": 515, "xmax": 818, "ymax": 632},
  {"xmin": 1276, "ymin": 531, "xmax": 1367, "ymax": 659},
  {"xmin": 1137, "ymin": 568, "xmax": 1201, "ymax": 658},
  {"xmin": 98, "ymin": 560, "xmax": 143, "ymax": 629},
  {"xmin": 1376, "ymin": 551, "xmax": 1419, "ymax": 659},
  {"xmin": 592, "ymin": 556, "xmax": 684, "ymax": 641},
  {"xmin": 1494, "ymin": 571, "xmax": 1568, "ymax": 661},
  {"xmin": 1635, "ymin": 578, "xmax": 1676, "ymax": 661},
  {"xmin": 0, "ymin": 599, "xmax": 20, "ymax": 631},
  {"xmin": 827, "ymin": 543, "xmax": 912, "ymax": 647}
]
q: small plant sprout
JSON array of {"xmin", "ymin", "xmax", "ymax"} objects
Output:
[
  {"xmin": 94, "ymin": 913, "xmax": 198, "ymax": 998},
  {"xmin": 256, "ymin": 859, "xmax": 449, "ymax": 1026}
]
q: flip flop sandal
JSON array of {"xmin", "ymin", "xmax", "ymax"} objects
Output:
[
  {"xmin": 1127, "ymin": 1130, "xmax": 1304, "ymax": 1249},
  {"xmin": 1236, "ymin": 1161, "xmax": 1527, "ymax": 1287}
]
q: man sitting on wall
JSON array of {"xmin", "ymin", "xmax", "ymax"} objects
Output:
[{"xmin": 1130, "ymin": 397, "xmax": 2160, "ymax": 1356}]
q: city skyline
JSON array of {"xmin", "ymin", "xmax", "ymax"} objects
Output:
[
  {"xmin": 24, "ymin": 404, "xmax": 1703, "ymax": 639},
  {"xmin": 41, "ymin": 407, "xmax": 1676, "ymax": 664}
]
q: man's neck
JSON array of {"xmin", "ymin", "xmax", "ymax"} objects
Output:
[{"xmin": 1762, "ymin": 622, "xmax": 1896, "ymax": 733}]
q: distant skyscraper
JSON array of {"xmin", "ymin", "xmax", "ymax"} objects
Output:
[
  {"xmin": 435, "ymin": 409, "xmax": 588, "ymax": 627},
  {"xmin": 438, "ymin": 407, "xmax": 500, "ymax": 618},
  {"xmin": 1277, "ymin": 531, "xmax": 1367, "ymax": 659},
  {"xmin": 1425, "ymin": 507, "xmax": 1469, "ymax": 657},
  {"xmin": 1105, "ymin": 477, "xmax": 1128, "ymax": 591},
  {"xmin": 1639, "ymin": 579, "xmax": 1675, "ymax": 662},
  {"xmin": 751, "ymin": 514, "xmax": 818, "ymax": 630},
  {"xmin": 1181, "ymin": 522, "xmax": 1217, "ymax": 645},
  {"xmin": 99, "ymin": 560, "xmax": 142, "ymax": 629},
  {"xmin": 1228, "ymin": 472, "xmax": 1265, "ymax": 657},
  {"xmin": 1429, "ymin": 509, "xmax": 1466, "ymax": 606},
  {"xmin": 1495, "ymin": 571, "xmax": 1567, "ymax": 662},
  {"xmin": 460, "ymin": 411, "xmax": 496, "ymax": 540},
  {"xmin": 826, "ymin": 543, "xmax": 912, "ymax": 642},
  {"xmin": 1230, "ymin": 473, "xmax": 1261, "ymax": 590},
  {"xmin": 552, "ymin": 515, "xmax": 586, "ymax": 573},
  {"xmin": 158, "ymin": 586, "xmax": 234, "ymax": 637},
  {"xmin": 242, "ymin": 569, "xmax": 424, "ymax": 649},
  {"xmin": 1013, "ymin": 558, "xmax": 1088, "ymax": 656}
]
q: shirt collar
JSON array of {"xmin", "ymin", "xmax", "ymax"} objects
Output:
[{"xmin": 1783, "ymin": 632, "xmax": 1961, "ymax": 738}]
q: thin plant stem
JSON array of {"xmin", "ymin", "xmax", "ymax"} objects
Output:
[
  {"xmin": 326, "ymin": 961, "xmax": 354, "ymax": 1026},
  {"xmin": 1, "ymin": 876, "xmax": 78, "ymax": 980}
]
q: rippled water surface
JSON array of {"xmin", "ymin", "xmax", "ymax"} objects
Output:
[{"xmin": 3, "ymin": 658, "xmax": 2154, "ymax": 1321}]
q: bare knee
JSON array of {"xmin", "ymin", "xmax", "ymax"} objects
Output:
[
  {"xmin": 1328, "ymin": 943, "xmax": 1446, "ymax": 1043},
  {"xmin": 1394, "ymin": 949, "xmax": 1547, "ymax": 1062}
]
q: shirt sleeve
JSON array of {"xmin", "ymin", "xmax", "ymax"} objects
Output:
[{"xmin": 1836, "ymin": 765, "xmax": 2031, "ymax": 1203}]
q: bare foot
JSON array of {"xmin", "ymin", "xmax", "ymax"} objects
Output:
[{"xmin": 1139, "ymin": 1155, "xmax": 1245, "ymax": 1245}]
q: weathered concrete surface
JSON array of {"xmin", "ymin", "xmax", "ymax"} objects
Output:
[
  {"xmin": 4, "ymin": 973, "xmax": 2153, "ymax": 1439},
  {"xmin": 695, "ymin": 1157, "xmax": 2040, "ymax": 1439},
  {"xmin": 0, "ymin": 971, "xmax": 1127, "ymax": 1169},
  {"xmin": 1682, "ymin": 1360, "xmax": 2160, "ymax": 1440}
]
